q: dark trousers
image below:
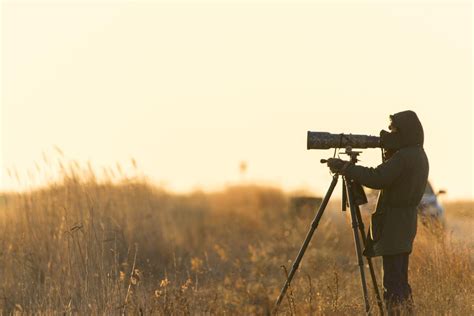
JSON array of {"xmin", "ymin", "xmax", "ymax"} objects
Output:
[{"xmin": 382, "ymin": 253, "xmax": 413, "ymax": 313}]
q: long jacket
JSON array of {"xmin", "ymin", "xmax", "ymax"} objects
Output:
[{"xmin": 344, "ymin": 111, "xmax": 429, "ymax": 257}]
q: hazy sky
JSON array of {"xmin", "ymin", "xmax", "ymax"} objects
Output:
[{"xmin": 2, "ymin": 1, "xmax": 472, "ymax": 199}]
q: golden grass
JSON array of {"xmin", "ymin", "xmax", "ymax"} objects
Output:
[
  {"xmin": 0, "ymin": 170, "xmax": 472, "ymax": 314},
  {"xmin": 445, "ymin": 200, "xmax": 474, "ymax": 218}
]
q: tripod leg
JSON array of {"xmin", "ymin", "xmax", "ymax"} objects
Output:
[
  {"xmin": 345, "ymin": 179, "xmax": 371, "ymax": 314},
  {"xmin": 342, "ymin": 179, "xmax": 347, "ymax": 211},
  {"xmin": 355, "ymin": 205, "xmax": 385, "ymax": 315},
  {"xmin": 273, "ymin": 175, "xmax": 339, "ymax": 313}
]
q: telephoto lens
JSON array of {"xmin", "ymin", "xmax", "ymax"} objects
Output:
[{"xmin": 307, "ymin": 131, "xmax": 380, "ymax": 149}]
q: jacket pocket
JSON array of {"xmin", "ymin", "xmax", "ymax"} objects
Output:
[{"xmin": 370, "ymin": 211, "xmax": 386, "ymax": 242}]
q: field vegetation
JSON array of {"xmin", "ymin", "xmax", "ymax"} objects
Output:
[{"xmin": 0, "ymin": 165, "xmax": 472, "ymax": 314}]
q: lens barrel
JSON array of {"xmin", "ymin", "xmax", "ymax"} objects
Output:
[{"xmin": 307, "ymin": 131, "xmax": 380, "ymax": 149}]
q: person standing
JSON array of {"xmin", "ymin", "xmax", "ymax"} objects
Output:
[{"xmin": 327, "ymin": 110, "xmax": 429, "ymax": 313}]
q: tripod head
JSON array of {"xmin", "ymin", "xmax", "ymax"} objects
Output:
[
  {"xmin": 340, "ymin": 147, "xmax": 362, "ymax": 164},
  {"xmin": 320, "ymin": 146, "xmax": 362, "ymax": 165}
]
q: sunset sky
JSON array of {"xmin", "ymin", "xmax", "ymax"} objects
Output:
[{"xmin": 2, "ymin": 0, "xmax": 472, "ymax": 199}]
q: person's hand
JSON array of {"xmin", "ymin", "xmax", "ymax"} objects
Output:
[{"xmin": 326, "ymin": 158, "xmax": 350, "ymax": 174}]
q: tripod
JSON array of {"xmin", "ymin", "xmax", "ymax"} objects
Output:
[{"xmin": 274, "ymin": 148, "xmax": 384, "ymax": 315}]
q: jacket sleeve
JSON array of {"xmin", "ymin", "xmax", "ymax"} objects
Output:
[{"xmin": 344, "ymin": 152, "xmax": 404, "ymax": 189}]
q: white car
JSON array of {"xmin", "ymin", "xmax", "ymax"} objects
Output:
[{"xmin": 418, "ymin": 181, "xmax": 446, "ymax": 221}]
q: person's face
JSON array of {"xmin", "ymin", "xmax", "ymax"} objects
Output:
[{"xmin": 389, "ymin": 119, "xmax": 398, "ymax": 133}]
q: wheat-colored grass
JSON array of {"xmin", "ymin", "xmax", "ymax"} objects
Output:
[{"xmin": 0, "ymin": 167, "xmax": 472, "ymax": 314}]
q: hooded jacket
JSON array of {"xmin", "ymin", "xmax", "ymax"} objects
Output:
[{"xmin": 344, "ymin": 110, "xmax": 429, "ymax": 256}]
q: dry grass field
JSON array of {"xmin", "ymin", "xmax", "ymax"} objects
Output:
[{"xmin": 0, "ymin": 168, "xmax": 472, "ymax": 315}]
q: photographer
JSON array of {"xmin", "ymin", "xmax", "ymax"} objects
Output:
[{"xmin": 327, "ymin": 110, "xmax": 429, "ymax": 313}]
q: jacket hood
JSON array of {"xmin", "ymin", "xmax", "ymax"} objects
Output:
[{"xmin": 390, "ymin": 110, "xmax": 424, "ymax": 147}]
